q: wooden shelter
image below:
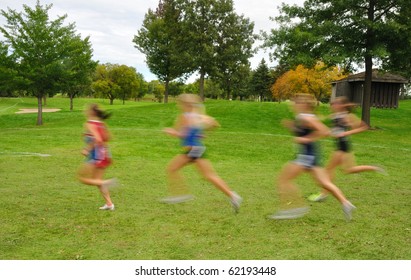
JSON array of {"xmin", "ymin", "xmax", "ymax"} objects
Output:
[{"xmin": 331, "ymin": 70, "xmax": 408, "ymax": 108}]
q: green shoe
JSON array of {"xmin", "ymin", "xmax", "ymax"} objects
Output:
[{"xmin": 308, "ymin": 193, "xmax": 328, "ymax": 202}]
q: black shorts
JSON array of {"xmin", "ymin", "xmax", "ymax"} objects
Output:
[{"xmin": 336, "ymin": 139, "xmax": 351, "ymax": 152}]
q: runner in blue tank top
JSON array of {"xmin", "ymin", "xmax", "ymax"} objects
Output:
[{"xmin": 162, "ymin": 94, "xmax": 242, "ymax": 213}]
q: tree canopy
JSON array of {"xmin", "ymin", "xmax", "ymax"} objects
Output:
[
  {"xmin": 271, "ymin": 61, "xmax": 347, "ymax": 102},
  {"xmin": 263, "ymin": 0, "xmax": 411, "ymax": 125},
  {"xmin": 92, "ymin": 64, "xmax": 140, "ymax": 105},
  {"xmin": 134, "ymin": 0, "xmax": 255, "ymax": 101},
  {"xmin": 133, "ymin": 0, "xmax": 191, "ymax": 103},
  {"xmin": 0, "ymin": 0, "xmax": 95, "ymax": 124}
]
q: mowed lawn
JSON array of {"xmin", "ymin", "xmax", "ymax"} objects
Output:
[{"xmin": 0, "ymin": 97, "xmax": 410, "ymax": 260}]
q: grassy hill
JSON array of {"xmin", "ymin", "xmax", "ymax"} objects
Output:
[{"xmin": 0, "ymin": 97, "xmax": 410, "ymax": 259}]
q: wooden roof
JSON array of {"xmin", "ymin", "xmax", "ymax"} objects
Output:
[{"xmin": 333, "ymin": 69, "xmax": 408, "ymax": 84}]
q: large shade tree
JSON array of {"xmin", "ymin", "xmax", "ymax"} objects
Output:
[
  {"xmin": 133, "ymin": 0, "xmax": 191, "ymax": 103},
  {"xmin": 263, "ymin": 0, "xmax": 411, "ymax": 126},
  {"xmin": 92, "ymin": 63, "xmax": 140, "ymax": 105},
  {"xmin": 0, "ymin": 1, "xmax": 95, "ymax": 125},
  {"xmin": 60, "ymin": 36, "xmax": 97, "ymax": 111},
  {"xmin": 185, "ymin": 0, "xmax": 255, "ymax": 100}
]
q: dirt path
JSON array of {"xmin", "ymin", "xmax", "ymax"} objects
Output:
[{"xmin": 16, "ymin": 108, "xmax": 61, "ymax": 114}]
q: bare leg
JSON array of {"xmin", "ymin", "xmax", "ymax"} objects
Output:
[
  {"xmin": 311, "ymin": 167, "xmax": 356, "ymax": 220},
  {"xmin": 310, "ymin": 167, "xmax": 348, "ymax": 204},
  {"xmin": 195, "ymin": 158, "xmax": 242, "ymax": 212},
  {"xmin": 277, "ymin": 162, "xmax": 307, "ymax": 209},
  {"xmin": 268, "ymin": 162, "xmax": 309, "ymax": 219},
  {"xmin": 78, "ymin": 163, "xmax": 112, "ymax": 187},
  {"xmin": 166, "ymin": 154, "xmax": 192, "ymax": 196},
  {"xmin": 94, "ymin": 167, "xmax": 113, "ymax": 206},
  {"xmin": 194, "ymin": 158, "xmax": 233, "ymax": 197},
  {"xmin": 314, "ymin": 151, "xmax": 345, "ymax": 197},
  {"xmin": 342, "ymin": 153, "xmax": 381, "ymax": 174},
  {"xmin": 326, "ymin": 151, "xmax": 345, "ymax": 182}
]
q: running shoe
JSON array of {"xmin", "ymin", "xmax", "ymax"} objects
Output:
[
  {"xmin": 99, "ymin": 204, "xmax": 115, "ymax": 210},
  {"xmin": 268, "ymin": 207, "xmax": 310, "ymax": 220},
  {"xmin": 375, "ymin": 166, "xmax": 388, "ymax": 176},
  {"xmin": 230, "ymin": 191, "xmax": 243, "ymax": 214},
  {"xmin": 308, "ymin": 193, "xmax": 328, "ymax": 202},
  {"xmin": 342, "ymin": 201, "xmax": 356, "ymax": 221},
  {"xmin": 160, "ymin": 194, "xmax": 195, "ymax": 204}
]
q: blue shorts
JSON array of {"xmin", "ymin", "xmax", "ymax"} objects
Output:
[{"xmin": 86, "ymin": 145, "xmax": 112, "ymax": 168}]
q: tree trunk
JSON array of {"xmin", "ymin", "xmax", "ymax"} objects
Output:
[
  {"xmin": 164, "ymin": 79, "xmax": 169, "ymax": 104},
  {"xmin": 70, "ymin": 94, "xmax": 74, "ymax": 111},
  {"xmin": 199, "ymin": 70, "xmax": 205, "ymax": 101},
  {"xmin": 226, "ymin": 78, "xmax": 232, "ymax": 100},
  {"xmin": 37, "ymin": 95, "xmax": 43, "ymax": 126},
  {"xmin": 362, "ymin": 55, "xmax": 373, "ymax": 126},
  {"xmin": 362, "ymin": 0, "xmax": 376, "ymax": 127}
]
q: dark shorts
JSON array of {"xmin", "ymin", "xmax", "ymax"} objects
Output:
[{"xmin": 336, "ymin": 139, "xmax": 351, "ymax": 152}]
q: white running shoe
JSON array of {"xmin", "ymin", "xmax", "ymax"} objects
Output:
[
  {"xmin": 342, "ymin": 201, "xmax": 356, "ymax": 221},
  {"xmin": 268, "ymin": 207, "xmax": 310, "ymax": 220},
  {"xmin": 375, "ymin": 166, "xmax": 388, "ymax": 176},
  {"xmin": 99, "ymin": 204, "xmax": 115, "ymax": 210},
  {"xmin": 160, "ymin": 194, "xmax": 194, "ymax": 204},
  {"xmin": 230, "ymin": 192, "xmax": 243, "ymax": 214}
]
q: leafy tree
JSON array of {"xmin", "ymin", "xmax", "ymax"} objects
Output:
[
  {"xmin": 0, "ymin": 42, "xmax": 18, "ymax": 96},
  {"xmin": 133, "ymin": 0, "xmax": 192, "ymax": 103},
  {"xmin": 111, "ymin": 65, "xmax": 140, "ymax": 104},
  {"xmin": 230, "ymin": 64, "xmax": 252, "ymax": 101},
  {"xmin": 135, "ymin": 73, "xmax": 148, "ymax": 101},
  {"xmin": 185, "ymin": 0, "xmax": 255, "ymax": 100},
  {"xmin": 92, "ymin": 63, "xmax": 140, "ymax": 105},
  {"xmin": 0, "ymin": 1, "xmax": 92, "ymax": 125},
  {"xmin": 168, "ymin": 81, "xmax": 185, "ymax": 97},
  {"xmin": 92, "ymin": 64, "xmax": 120, "ymax": 105},
  {"xmin": 250, "ymin": 59, "xmax": 272, "ymax": 102},
  {"xmin": 148, "ymin": 80, "xmax": 165, "ymax": 102},
  {"xmin": 263, "ymin": 0, "xmax": 411, "ymax": 125},
  {"xmin": 60, "ymin": 36, "xmax": 97, "ymax": 111},
  {"xmin": 382, "ymin": 3, "xmax": 411, "ymax": 79},
  {"xmin": 271, "ymin": 62, "xmax": 347, "ymax": 103},
  {"xmin": 203, "ymin": 79, "xmax": 223, "ymax": 99},
  {"xmin": 184, "ymin": 81, "xmax": 199, "ymax": 94}
]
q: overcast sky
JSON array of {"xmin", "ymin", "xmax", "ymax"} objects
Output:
[{"xmin": 0, "ymin": 0, "xmax": 304, "ymax": 82}]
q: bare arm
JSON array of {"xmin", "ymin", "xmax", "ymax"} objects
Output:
[
  {"xmin": 281, "ymin": 119, "xmax": 296, "ymax": 133},
  {"xmin": 163, "ymin": 114, "xmax": 186, "ymax": 138},
  {"xmin": 342, "ymin": 113, "xmax": 369, "ymax": 137},
  {"xmin": 295, "ymin": 115, "xmax": 330, "ymax": 144}
]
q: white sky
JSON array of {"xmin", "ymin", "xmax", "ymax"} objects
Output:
[{"xmin": 0, "ymin": 0, "xmax": 305, "ymax": 82}]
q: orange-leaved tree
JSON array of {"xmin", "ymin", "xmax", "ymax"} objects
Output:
[{"xmin": 271, "ymin": 62, "xmax": 347, "ymax": 103}]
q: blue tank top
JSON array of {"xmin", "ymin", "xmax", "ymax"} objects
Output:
[{"xmin": 181, "ymin": 113, "xmax": 204, "ymax": 147}]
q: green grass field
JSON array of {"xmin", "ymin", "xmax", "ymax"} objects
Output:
[{"xmin": 0, "ymin": 97, "xmax": 410, "ymax": 260}]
